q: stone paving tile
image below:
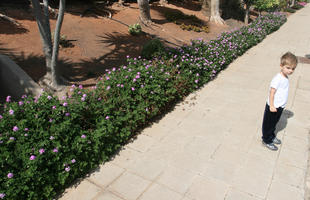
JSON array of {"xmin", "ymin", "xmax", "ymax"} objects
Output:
[
  {"xmin": 124, "ymin": 156, "xmax": 167, "ymax": 181},
  {"xmin": 211, "ymin": 145, "xmax": 248, "ymax": 166},
  {"xmin": 278, "ymin": 147, "xmax": 308, "ymax": 170},
  {"xmin": 87, "ymin": 163, "xmax": 125, "ymax": 188},
  {"xmin": 267, "ymin": 180, "xmax": 304, "ymax": 200},
  {"xmin": 93, "ymin": 190, "xmax": 124, "ymax": 200},
  {"xmin": 185, "ymin": 175, "xmax": 229, "ymax": 200},
  {"xmin": 107, "ymin": 171, "xmax": 151, "ymax": 200},
  {"xmin": 138, "ymin": 183, "xmax": 183, "ymax": 200},
  {"xmin": 156, "ymin": 165, "xmax": 199, "ymax": 195},
  {"xmin": 273, "ymin": 163, "xmax": 306, "ymax": 188},
  {"xmin": 224, "ymin": 188, "xmax": 263, "ymax": 200},
  {"xmin": 241, "ymin": 152, "xmax": 277, "ymax": 178},
  {"xmin": 232, "ymin": 166, "xmax": 272, "ymax": 199},
  {"xmin": 202, "ymin": 159, "xmax": 240, "ymax": 185},
  {"xmin": 282, "ymin": 135, "xmax": 308, "ymax": 153},
  {"xmin": 126, "ymin": 134, "xmax": 158, "ymax": 153},
  {"xmin": 141, "ymin": 122, "xmax": 173, "ymax": 141},
  {"xmin": 60, "ymin": 180, "xmax": 102, "ymax": 200},
  {"xmin": 110, "ymin": 147, "xmax": 143, "ymax": 169}
]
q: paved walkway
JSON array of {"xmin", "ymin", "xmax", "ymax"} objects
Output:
[{"xmin": 60, "ymin": 5, "xmax": 310, "ymax": 200}]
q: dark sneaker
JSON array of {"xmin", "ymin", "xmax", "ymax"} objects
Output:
[
  {"xmin": 272, "ymin": 137, "xmax": 281, "ymax": 145},
  {"xmin": 262, "ymin": 141, "xmax": 278, "ymax": 151}
]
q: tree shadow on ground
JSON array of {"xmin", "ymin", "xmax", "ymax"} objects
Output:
[
  {"xmin": 0, "ymin": 19, "xmax": 28, "ymax": 34},
  {"xmin": 82, "ymin": 32, "xmax": 151, "ymax": 73},
  {"xmin": 163, "ymin": 0, "xmax": 202, "ymax": 12},
  {"xmin": 275, "ymin": 109, "xmax": 294, "ymax": 135}
]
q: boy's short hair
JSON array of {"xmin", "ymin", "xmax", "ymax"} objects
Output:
[{"xmin": 281, "ymin": 52, "xmax": 298, "ymax": 67}]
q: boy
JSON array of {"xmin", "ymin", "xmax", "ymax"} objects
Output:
[{"xmin": 262, "ymin": 52, "xmax": 298, "ymax": 151}]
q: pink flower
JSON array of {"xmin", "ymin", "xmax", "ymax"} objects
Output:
[
  {"xmin": 52, "ymin": 106, "xmax": 56, "ymax": 109},
  {"xmin": 53, "ymin": 148, "xmax": 58, "ymax": 153},
  {"xmin": 6, "ymin": 96, "xmax": 11, "ymax": 102},
  {"xmin": 63, "ymin": 102, "xmax": 68, "ymax": 107},
  {"xmin": 131, "ymin": 87, "xmax": 135, "ymax": 91},
  {"xmin": 81, "ymin": 135, "xmax": 86, "ymax": 138},
  {"xmin": 7, "ymin": 173, "xmax": 13, "ymax": 178},
  {"xmin": 29, "ymin": 155, "xmax": 36, "ymax": 160},
  {"xmin": 19, "ymin": 101, "xmax": 24, "ymax": 106},
  {"xmin": 65, "ymin": 166, "xmax": 70, "ymax": 172},
  {"xmin": 79, "ymin": 85, "xmax": 83, "ymax": 89},
  {"xmin": 71, "ymin": 159, "xmax": 76, "ymax": 163},
  {"xmin": 105, "ymin": 116, "xmax": 109, "ymax": 120},
  {"xmin": 39, "ymin": 148, "xmax": 45, "ymax": 154},
  {"xmin": 0, "ymin": 115, "xmax": 2, "ymax": 119},
  {"xmin": 0, "ymin": 193, "xmax": 5, "ymax": 199},
  {"xmin": 13, "ymin": 126, "xmax": 19, "ymax": 132},
  {"xmin": 47, "ymin": 95, "xmax": 52, "ymax": 100},
  {"xmin": 9, "ymin": 109, "xmax": 14, "ymax": 115},
  {"xmin": 24, "ymin": 128, "xmax": 29, "ymax": 131}
]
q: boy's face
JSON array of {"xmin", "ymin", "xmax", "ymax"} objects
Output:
[{"xmin": 280, "ymin": 64, "xmax": 296, "ymax": 77}]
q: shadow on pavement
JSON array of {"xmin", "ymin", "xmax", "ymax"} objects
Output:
[{"xmin": 276, "ymin": 109, "xmax": 294, "ymax": 134}]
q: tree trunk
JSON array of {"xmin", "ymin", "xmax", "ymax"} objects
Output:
[
  {"xmin": 290, "ymin": 0, "xmax": 295, "ymax": 7},
  {"xmin": 30, "ymin": 0, "xmax": 65, "ymax": 91},
  {"xmin": 244, "ymin": 2, "xmax": 249, "ymax": 25},
  {"xmin": 137, "ymin": 0, "xmax": 152, "ymax": 24},
  {"xmin": 210, "ymin": 0, "xmax": 225, "ymax": 25},
  {"xmin": 50, "ymin": 0, "xmax": 65, "ymax": 89},
  {"xmin": 30, "ymin": 0, "xmax": 53, "ymax": 75},
  {"xmin": 201, "ymin": 0, "xmax": 211, "ymax": 16}
]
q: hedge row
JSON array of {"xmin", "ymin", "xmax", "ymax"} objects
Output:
[{"xmin": 0, "ymin": 12, "xmax": 286, "ymax": 200}]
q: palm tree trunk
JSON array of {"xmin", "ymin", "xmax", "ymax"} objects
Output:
[{"xmin": 201, "ymin": 0, "xmax": 211, "ymax": 16}]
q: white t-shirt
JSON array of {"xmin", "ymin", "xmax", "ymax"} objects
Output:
[{"xmin": 267, "ymin": 73, "xmax": 289, "ymax": 108}]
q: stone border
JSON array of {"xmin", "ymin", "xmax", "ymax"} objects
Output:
[{"xmin": 0, "ymin": 54, "xmax": 42, "ymax": 99}]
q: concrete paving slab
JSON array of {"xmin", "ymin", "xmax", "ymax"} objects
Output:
[
  {"xmin": 232, "ymin": 166, "xmax": 272, "ymax": 199},
  {"xmin": 156, "ymin": 165, "xmax": 199, "ymax": 195},
  {"xmin": 138, "ymin": 183, "xmax": 183, "ymax": 200},
  {"xmin": 60, "ymin": 180, "xmax": 102, "ymax": 200},
  {"xmin": 93, "ymin": 191, "xmax": 124, "ymax": 200},
  {"xmin": 267, "ymin": 180, "xmax": 304, "ymax": 200},
  {"xmin": 87, "ymin": 163, "xmax": 125, "ymax": 188},
  {"xmin": 185, "ymin": 176, "xmax": 229, "ymax": 200},
  {"xmin": 278, "ymin": 147, "xmax": 308, "ymax": 169},
  {"xmin": 273, "ymin": 162, "xmax": 306, "ymax": 188},
  {"xmin": 224, "ymin": 188, "xmax": 263, "ymax": 200},
  {"xmin": 107, "ymin": 172, "xmax": 151, "ymax": 200}
]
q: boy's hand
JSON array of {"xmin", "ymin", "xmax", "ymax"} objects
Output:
[{"xmin": 270, "ymin": 106, "xmax": 277, "ymax": 112}]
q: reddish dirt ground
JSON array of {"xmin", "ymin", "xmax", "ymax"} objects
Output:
[{"xmin": 0, "ymin": 2, "xmax": 245, "ymax": 91}]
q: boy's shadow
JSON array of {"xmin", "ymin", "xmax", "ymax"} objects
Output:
[{"xmin": 275, "ymin": 109, "xmax": 294, "ymax": 134}]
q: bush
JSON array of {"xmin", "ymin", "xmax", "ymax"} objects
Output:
[
  {"xmin": 291, "ymin": 4, "xmax": 304, "ymax": 9},
  {"xmin": 0, "ymin": 12, "xmax": 287, "ymax": 200},
  {"xmin": 128, "ymin": 23, "xmax": 142, "ymax": 36},
  {"xmin": 284, "ymin": 7, "xmax": 296, "ymax": 12},
  {"xmin": 141, "ymin": 39, "xmax": 165, "ymax": 59}
]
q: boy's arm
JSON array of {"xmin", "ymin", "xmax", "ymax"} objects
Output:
[{"xmin": 269, "ymin": 88, "xmax": 277, "ymax": 112}]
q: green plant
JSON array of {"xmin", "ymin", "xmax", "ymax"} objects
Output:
[
  {"xmin": 253, "ymin": 0, "xmax": 280, "ymax": 12},
  {"xmin": 128, "ymin": 23, "xmax": 142, "ymax": 36},
  {"xmin": 284, "ymin": 7, "xmax": 296, "ymax": 12},
  {"xmin": 51, "ymin": 33, "xmax": 73, "ymax": 48},
  {"xmin": 180, "ymin": 23, "xmax": 209, "ymax": 33},
  {"xmin": 291, "ymin": 4, "xmax": 304, "ymax": 9},
  {"xmin": 141, "ymin": 39, "xmax": 165, "ymax": 59}
]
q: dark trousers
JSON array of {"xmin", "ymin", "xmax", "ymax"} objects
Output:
[{"xmin": 262, "ymin": 104, "xmax": 284, "ymax": 144}]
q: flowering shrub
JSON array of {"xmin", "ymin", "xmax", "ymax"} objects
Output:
[{"xmin": 0, "ymin": 13, "xmax": 286, "ymax": 200}]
